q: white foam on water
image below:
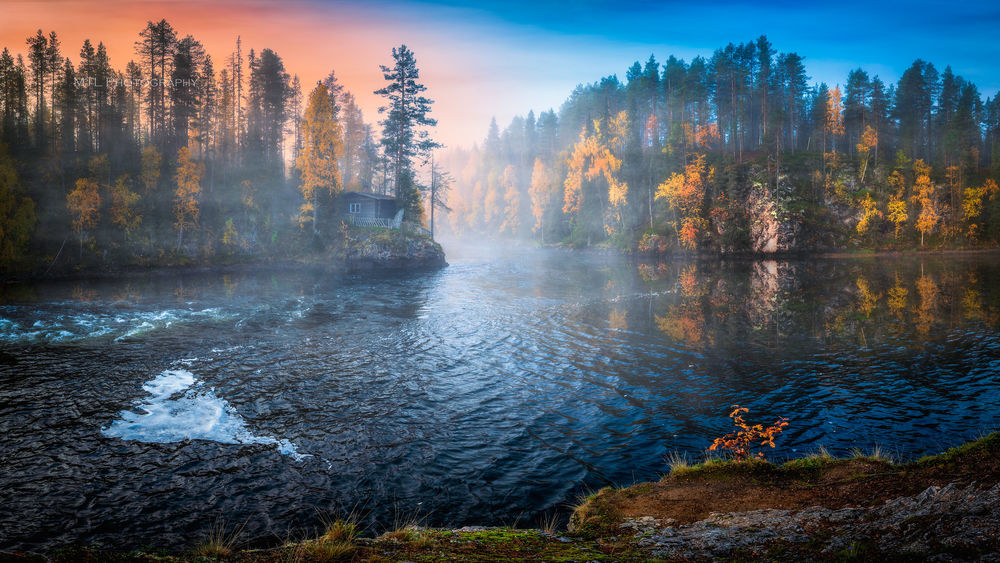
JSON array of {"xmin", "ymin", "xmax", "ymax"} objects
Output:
[
  {"xmin": 102, "ymin": 369, "xmax": 309, "ymax": 461},
  {"xmin": 2, "ymin": 306, "xmax": 238, "ymax": 343}
]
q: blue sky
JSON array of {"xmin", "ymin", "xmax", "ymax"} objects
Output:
[
  {"xmin": 4, "ymin": 0, "xmax": 996, "ymax": 148},
  {"xmin": 354, "ymin": 0, "xmax": 1000, "ymax": 145}
]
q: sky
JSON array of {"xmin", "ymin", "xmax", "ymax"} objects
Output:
[{"xmin": 1, "ymin": 0, "xmax": 998, "ymax": 149}]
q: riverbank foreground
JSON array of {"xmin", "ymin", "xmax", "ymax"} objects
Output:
[{"xmin": 4, "ymin": 432, "xmax": 997, "ymax": 562}]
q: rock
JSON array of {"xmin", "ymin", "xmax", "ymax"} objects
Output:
[
  {"xmin": 746, "ymin": 182, "xmax": 801, "ymax": 253},
  {"xmin": 343, "ymin": 228, "xmax": 447, "ymax": 271},
  {"xmin": 628, "ymin": 483, "xmax": 1000, "ymax": 560}
]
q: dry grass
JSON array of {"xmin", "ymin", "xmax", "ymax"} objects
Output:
[
  {"xmin": 665, "ymin": 450, "xmax": 692, "ymax": 474},
  {"xmin": 536, "ymin": 510, "xmax": 561, "ymax": 534},
  {"xmin": 191, "ymin": 518, "xmax": 246, "ymax": 558}
]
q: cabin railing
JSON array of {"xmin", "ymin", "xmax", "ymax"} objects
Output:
[
  {"xmin": 346, "ymin": 213, "xmax": 431, "ymax": 238},
  {"xmin": 346, "ymin": 216, "xmax": 391, "ymax": 228}
]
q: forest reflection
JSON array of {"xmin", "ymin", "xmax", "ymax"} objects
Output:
[{"xmin": 632, "ymin": 257, "xmax": 999, "ymax": 351}]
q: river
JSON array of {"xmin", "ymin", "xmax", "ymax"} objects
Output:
[{"xmin": 2, "ymin": 243, "xmax": 999, "ymax": 550}]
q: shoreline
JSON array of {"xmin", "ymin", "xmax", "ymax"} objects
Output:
[
  {"xmin": 5, "ymin": 432, "xmax": 999, "ymax": 561},
  {"xmin": 2, "ymin": 228, "xmax": 448, "ymax": 284}
]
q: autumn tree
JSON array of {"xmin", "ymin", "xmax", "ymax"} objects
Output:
[
  {"xmin": 67, "ymin": 178, "xmax": 101, "ymax": 257},
  {"xmin": 174, "ymin": 145, "xmax": 202, "ymax": 251},
  {"xmin": 656, "ymin": 154, "xmax": 713, "ymax": 249},
  {"xmin": 824, "ymin": 85, "xmax": 845, "ymax": 189},
  {"xmin": 529, "ymin": 157, "xmax": 553, "ymax": 233},
  {"xmin": 912, "ymin": 159, "xmax": 938, "ymax": 246},
  {"xmin": 855, "ymin": 192, "xmax": 883, "ymax": 237},
  {"xmin": 563, "ymin": 113, "xmax": 629, "ymax": 243},
  {"xmin": 295, "ymin": 82, "xmax": 343, "ymax": 235},
  {"xmin": 110, "ymin": 175, "xmax": 141, "ymax": 243},
  {"xmin": 856, "ymin": 125, "xmax": 877, "ymax": 183},
  {"xmin": 963, "ymin": 179, "xmax": 999, "ymax": 240},
  {"xmin": 499, "ymin": 164, "xmax": 521, "ymax": 235}
]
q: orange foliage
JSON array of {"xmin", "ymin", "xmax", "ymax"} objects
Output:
[
  {"xmin": 695, "ymin": 122, "xmax": 720, "ymax": 148},
  {"xmin": 563, "ymin": 113, "xmax": 630, "ymax": 234},
  {"xmin": 911, "ymin": 159, "xmax": 938, "ymax": 246},
  {"xmin": 708, "ymin": 405, "xmax": 789, "ymax": 462},
  {"xmin": 67, "ymin": 177, "xmax": 101, "ymax": 238},
  {"xmin": 656, "ymin": 154, "xmax": 713, "ymax": 249},
  {"xmin": 825, "ymin": 86, "xmax": 844, "ymax": 141}
]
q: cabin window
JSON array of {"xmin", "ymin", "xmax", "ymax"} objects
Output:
[{"xmin": 349, "ymin": 203, "xmax": 361, "ymax": 214}]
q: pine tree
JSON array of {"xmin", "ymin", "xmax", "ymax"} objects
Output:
[
  {"xmin": 375, "ymin": 44, "xmax": 440, "ymax": 220},
  {"xmin": 135, "ymin": 19, "xmax": 177, "ymax": 143}
]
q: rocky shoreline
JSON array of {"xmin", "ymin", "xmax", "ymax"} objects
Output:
[{"xmin": 4, "ymin": 433, "xmax": 999, "ymax": 561}]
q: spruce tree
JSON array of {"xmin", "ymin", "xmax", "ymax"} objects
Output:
[{"xmin": 374, "ymin": 44, "xmax": 439, "ymax": 221}]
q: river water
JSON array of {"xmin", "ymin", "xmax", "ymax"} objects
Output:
[{"xmin": 2, "ymin": 244, "xmax": 999, "ymax": 550}]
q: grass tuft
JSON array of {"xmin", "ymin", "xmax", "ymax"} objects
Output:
[
  {"xmin": 665, "ymin": 450, "xmax": 691, "ymax": 474},
  {"xmin": 191, "ymin": 519, "xmax": 245, "ymax": 559},
  {"xmin": 536, "ymin": 511, "xmax": 561, "ymax": 535}
]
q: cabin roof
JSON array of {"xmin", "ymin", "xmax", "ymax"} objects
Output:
[{"xmin": 343, "ymin": 191, "xmax": 395, "ymax": 201}]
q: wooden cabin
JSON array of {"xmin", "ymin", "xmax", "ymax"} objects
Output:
[{"xmin": 342, "ymin": 191, "xmax": 398, "ymax": 227}]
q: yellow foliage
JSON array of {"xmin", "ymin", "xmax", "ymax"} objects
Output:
[
  {"xmin": 825, "ymin": 86, "xmax": 844, "ymax": 140},
  {"xmin": 110, "ymin": 175, "xmax": 141, "ymax": 238},
  {"xmin": 856, "ymin": 276, "xmax": 880, "ymax": 318},
  {"xmin": 911, "ymin": 159, "xmax": 937, "ymax": 246},
  {"xmin": 915, "ymin": 273, "xmax": 939, "ymax": 334},
  {"xmin": 529, "ymin": 158, "xmax": 551, "ymax": 232},
  {"xmin": 68, "ymin": 177, "xmax": 101, "ymax": 236},
  {"xmin": 856, "ymin": 125, "xmax": 877, "ymax": 182},
  {"xmin": 887, "ymin": 193, "xmax": 908, "ymax": 239},
  {"xmin": 962, "ymin": 179, "xmax": 999, "ymax": 240},
  {"xmin": 174, "ymin": 145, "xmax": 203, "ymax": 236},
  {"xmin": 295, "ymin": 83, "xmax": 344, "ymax": 230},
  {"xmin": 887, "ymin": 278, "xmax": 908, "ymax": 315},
  {"xmin": 855, "ymin": 193, "xmax": 883, "ymax": 235},
  {"xmin": 563, "ymin": 119, "xmax": 630, "ymax": 234}
]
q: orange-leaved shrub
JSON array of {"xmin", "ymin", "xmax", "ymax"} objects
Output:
[{"xmin": 708, "ymin": 405, "xmax": 789, "ymax": 462}]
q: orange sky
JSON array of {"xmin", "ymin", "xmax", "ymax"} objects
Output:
[{"xmin": 0, "ymin": 0, "xmax": 559, "ymax": 149}]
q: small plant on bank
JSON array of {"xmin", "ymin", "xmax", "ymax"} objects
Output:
[
  {"xmin": 708, "ymin": 405, "xmax": 789, "ymax": 462},
  {"xmin": 191, "ymin": 518, "xmax": 246, "ymax": 558}
]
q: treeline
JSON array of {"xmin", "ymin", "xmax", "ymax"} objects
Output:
[
  {"xmin": 442, "ymin": 35, "xmax": 1000, "ymax": 251},
  {"xmin": 0, "ymin": 20, "xmax": 438, "ymax": 274}
]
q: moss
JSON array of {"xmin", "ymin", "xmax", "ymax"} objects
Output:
[{"xmin": 911, "ymin": 431, "xmax": 1000, "ymax": 467}]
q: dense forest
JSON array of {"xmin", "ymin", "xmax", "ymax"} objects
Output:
[
  {"xmin": 440, "ymin": 36, "xmax": 1000, "ymax": 253},
  {"xmin": 0, "ymin": 20, "xmax": 439, "ymax": 275}
]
